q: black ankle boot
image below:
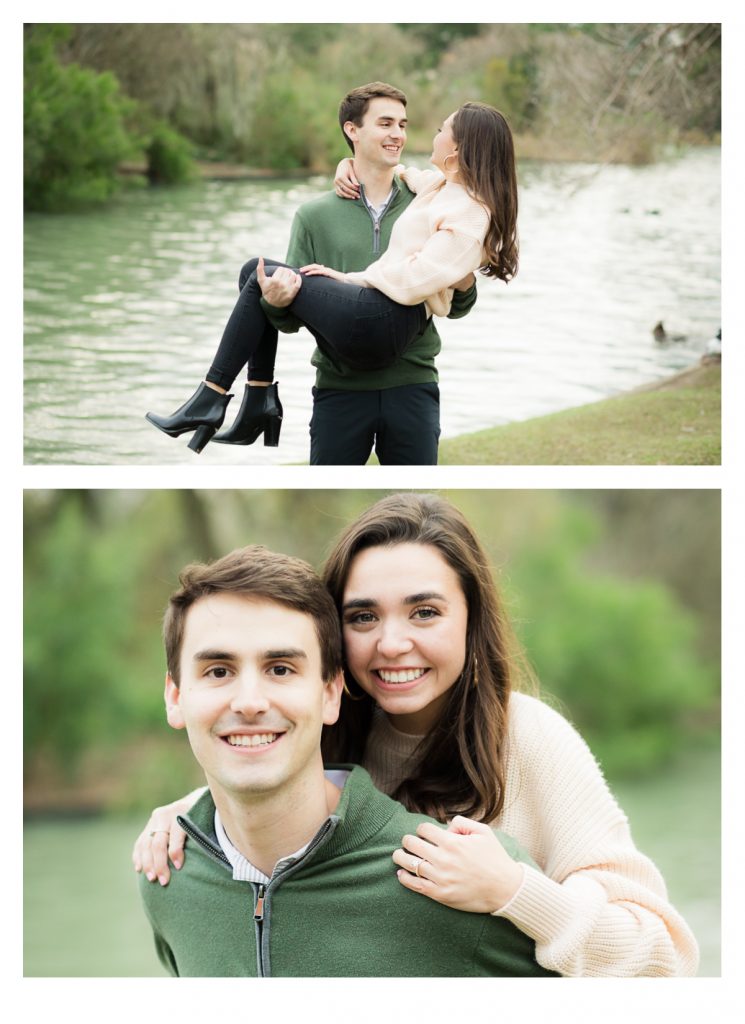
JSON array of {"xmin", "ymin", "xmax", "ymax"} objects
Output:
[
  {"xmin": 213, "ymin": 382, "xmax": 283, "ymax": 447},
  {"xmin": 146, "ymin": 382, "xmax": 234, "ymax": 453}
]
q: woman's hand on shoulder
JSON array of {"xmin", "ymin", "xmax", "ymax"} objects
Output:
[
  {"xmin": 392, "ymin": 815, "xmax": 524, "ymax": 913},
  {"xmin": 132, "ymin": 787, "xmax": 206, "ymax": 885},
  {"xmin": 334, "ymin": 158, "xmax": 360, "ymax": 199}
]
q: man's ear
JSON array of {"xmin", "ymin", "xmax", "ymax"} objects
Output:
[
  {"xmin": 322, "ymin": 672, "xmax": 344, "ymax": 727},
  {"xmin": 164, "ymin": 672, "xmax": 186, "ymax": 730},
  {"xmin": 343, "ymin": 120, "xmax": 358, "ymax": 147}
]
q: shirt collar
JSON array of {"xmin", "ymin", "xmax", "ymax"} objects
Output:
[{"xmin": 214, "ymin": 769, "xmax": 351, "ymax": 884}]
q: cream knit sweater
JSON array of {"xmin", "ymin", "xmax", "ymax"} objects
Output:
[
  {"xmin": 345, "ymin": 166, "xmax": 489, "ymax": 317},
  {"xmin": 362, "ymin": 691, "xmax": 699, "ymax": 977}
]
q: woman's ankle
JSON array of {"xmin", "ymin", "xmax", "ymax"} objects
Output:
[{"xmin": 204, "ymin": 381, "xmax": 227, "ymax": 395}]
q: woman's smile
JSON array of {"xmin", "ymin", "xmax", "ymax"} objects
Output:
[{"xmin": 375, "ymin": 667, "xmax": 428, "ymax": 683}]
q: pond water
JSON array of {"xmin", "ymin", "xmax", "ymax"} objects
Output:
[{"xmin": 23, "ymin": 149, "xmax": 720, "ymax": 465}]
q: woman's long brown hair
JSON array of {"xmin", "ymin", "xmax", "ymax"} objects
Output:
[
  {"xmin": 451, "ymin": 102, "xmax": 519, "ymax": 283},
  {"xmin": 321, "ymin": 492, "xmax": 528, "ymax": 823}
]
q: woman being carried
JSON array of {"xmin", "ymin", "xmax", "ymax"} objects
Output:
[{"xmin": 145, "ymin": 102, "xmax": 518, "ymax": 452}]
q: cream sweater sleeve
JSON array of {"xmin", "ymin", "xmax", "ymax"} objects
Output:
[
  {"xmin": 493, "ymin": 694, "xmax": 700, "ymax": 977},
  {"xmin": 396, "ymin": 165, "xmax": 443, "ymax": 194}
]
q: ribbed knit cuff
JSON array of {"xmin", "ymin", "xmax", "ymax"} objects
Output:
[{"xmin": 491, "ymin": 863, "xmax": 580, "ymax": 945}]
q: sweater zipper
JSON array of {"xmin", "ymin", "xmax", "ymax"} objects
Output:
[
  {"xmin": 252, "ymin": 816, "xmax": 338, "ymax": 978},
  {"xmin": 253, "ymin": 883, "xmax": 266, "ymax": 977},
  {"xmin": 359, "ymin": 184, "xmax": 397, "ymax": 255},
  {"xmin": 179, "ymin": 817, "xmax": 267, "ymax": 975},
  {"xmin": 177, "ymin": 817, "xmax": 231, "ymax": 868}
]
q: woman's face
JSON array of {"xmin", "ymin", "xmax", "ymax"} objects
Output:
[
  {"xmin": 341, "ymin": 542, "xmax": 468, "ymax": 735},
  {"xmin": 431, "ymin": 111, "xmax": 458, "ymax": 174}
]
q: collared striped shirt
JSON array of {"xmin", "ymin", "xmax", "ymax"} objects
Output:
[{"xmin": 214, "ymin": 769, "xmax": 350, "ymax": 884}]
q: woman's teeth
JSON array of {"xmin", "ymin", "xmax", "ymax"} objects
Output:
[{"xmin": 377, "ymin": 669, "xmax": 426, "ymax": 683}]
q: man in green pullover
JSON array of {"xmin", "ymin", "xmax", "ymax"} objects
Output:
[
  {"xmin": 139, "ymin": 545, "xmax": 557, "ymax": 978},
  {"xmin": 257, "ymin": 82, "xmax": 477, "ymax": 465}
]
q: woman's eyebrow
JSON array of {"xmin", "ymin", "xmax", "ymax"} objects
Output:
[
  {"xmin": 342, "ymin": 591, "xmax": 447, "ymax": 612},
  {"xmin": 342, "ymin": 597, "xmax": 378, "ymax": 612},
  {"xmin": 404, "ymin": 591, "xmax": 447, "ymax": 605}
]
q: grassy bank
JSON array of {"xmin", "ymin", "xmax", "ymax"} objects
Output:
[{"xmin": 438, "ymin": 361, "xmax": 721, "ymax": 466}]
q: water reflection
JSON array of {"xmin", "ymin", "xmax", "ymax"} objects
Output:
[{"xmin": 24, "ymin": 150, "xmax": 720, "ymax": 464}]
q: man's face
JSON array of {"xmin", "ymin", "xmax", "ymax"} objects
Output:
[
  {"xmin": 165, "ymin": 594, "xmax": 342, "ymax": 803},
  {"xmin": 344, "ymin": 96, "xmax": 407, "ymax": 169}
]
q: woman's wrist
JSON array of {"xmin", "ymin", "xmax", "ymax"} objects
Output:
[{"xmin": 490, "ymin": 860, "xmax": 526, "ymax": 913}]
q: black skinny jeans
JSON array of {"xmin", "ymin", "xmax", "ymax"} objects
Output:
[{"xmin": 205, "ymin": 258, "xmax": 429, "ymax": 389}]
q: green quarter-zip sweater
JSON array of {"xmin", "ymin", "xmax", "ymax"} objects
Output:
[
  {"xmin": 260, "ymin": 176, "xmax": 478, "ymax": 391},
  {"xmin": 139, "ymin": 765, "xmax": 558, "ymax": 978}
]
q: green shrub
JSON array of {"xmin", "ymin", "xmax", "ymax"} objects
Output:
[
  {"xmin": 482, "ymin": 51, "xmax": 538, "ymax": 131},
  {"xmin": 245, "ymin": 79, "xmax": 312, "ymax": 170},
  {"xmin": 23, "ymin": 499, "xmax": 162, "ymax": 777},
  {"xmin": 508, "ymin": 508, "xmax": 717, "ymax": 777},
  {"xmin": 24, "ymin": 26, "xmax": 138, "ymax": 210},
  {"xmin": 145, "ymin": 121, "xmax": 196, "ymax": 184}
]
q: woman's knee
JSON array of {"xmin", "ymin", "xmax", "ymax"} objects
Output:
[{"xmin": 238, "ymin": 257, "xmax": 261, "ymax": 290}]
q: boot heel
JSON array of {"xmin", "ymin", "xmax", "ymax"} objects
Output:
[
  {"xmin": 188, "ymin": 424, "xmax": 216, "ymax": 453},
  {"xmin": 263, "ymin": 417, "xmax": 282, "ymax": 447}
]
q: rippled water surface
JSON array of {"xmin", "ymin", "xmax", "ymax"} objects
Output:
[{"xmin": 24, "ymin": 149, "xmax": 720, "ymax": 464}]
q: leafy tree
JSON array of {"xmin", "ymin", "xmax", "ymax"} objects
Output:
[
  {"xmin": 24, "ymin": 25, "xmax": 138, "ymax": 210},
  {"xmin": 482, "ymin": 51, "xmax": 539, "ymax": 131},
  {"xmin": 23, "ymin": 496, "xmax": 156, "ymax": 775},
  {"xmin": 145, "ymin": 121, "xmax": 196, "ymax": 185},
  {"xmin": 507, "ymin": 506, "xmax": 717, "ymax": 777},
  {"xmin": 396, "ymin": 23, "xmax": 483, "ymax": 68}
]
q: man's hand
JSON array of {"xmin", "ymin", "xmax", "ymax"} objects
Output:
[{"xmin": 257, "ymin": 256, "xmax": 302, "ymax": 308}]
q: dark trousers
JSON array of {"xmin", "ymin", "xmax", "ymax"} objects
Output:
[
  {"xmin": 206, "ymin": 258, "xmax": 428, "ymax": 389},
  {"xmin": 309, "ymin": 383, "xmax": 441, "ymax": 465}
]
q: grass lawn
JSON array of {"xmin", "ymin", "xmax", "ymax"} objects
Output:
[{"xmin": 437, "ymin": 361, "xmax": 721, "ymax": 465}]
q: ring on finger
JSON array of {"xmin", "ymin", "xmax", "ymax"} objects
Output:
[
  {"xmin": 411, "ymin": 856, "xmax": 426, "ymax": 878},
  {"xmin": 149, "ymin": 830, "xmax": 170, "ymax": 838}
]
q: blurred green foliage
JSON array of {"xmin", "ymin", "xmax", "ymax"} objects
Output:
[
  {"xmin": 24, "ymin": 22, "xmax": 721, "ymax": 209},
  {"xmin": 245, "ymin": 74, "xmax": 347, "ymax": 171},
  {"xmin": 23, "ymin": 494, "xmax": 162, "ymax": 769},
  {"xmin": 24, "ymin": 26, "xmax": 195, "ymax": 210},
  {"xmin": 23, "ymin": 490, "xmax": 719, "ymax": 811},
  {"xmin": 396, "ymin": 23, "xmax": 484, "ymax": 69},
  {"xmin": 505, "ymin": 505, "xmax": 717, "ymax": 776},
  {"xmin": 145, "ymin": 121, "xmax": 197, "ymax": 185},
  {"xmin": 482, "ymin": 52, "xmax": 539, "ymax": 133}
]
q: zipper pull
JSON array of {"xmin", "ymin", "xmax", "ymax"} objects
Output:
[{"xmin": 254, "ymin": 884, "xmax": 265, "ymax": 921}]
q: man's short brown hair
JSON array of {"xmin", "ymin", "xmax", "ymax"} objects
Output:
[
  {"xmin": 163, "ymin": 546, "xmax": 343, "ymax": 686},
  {"xmin": 338, "ymin": 81, "xmax": 407, "ymax": 153}
]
